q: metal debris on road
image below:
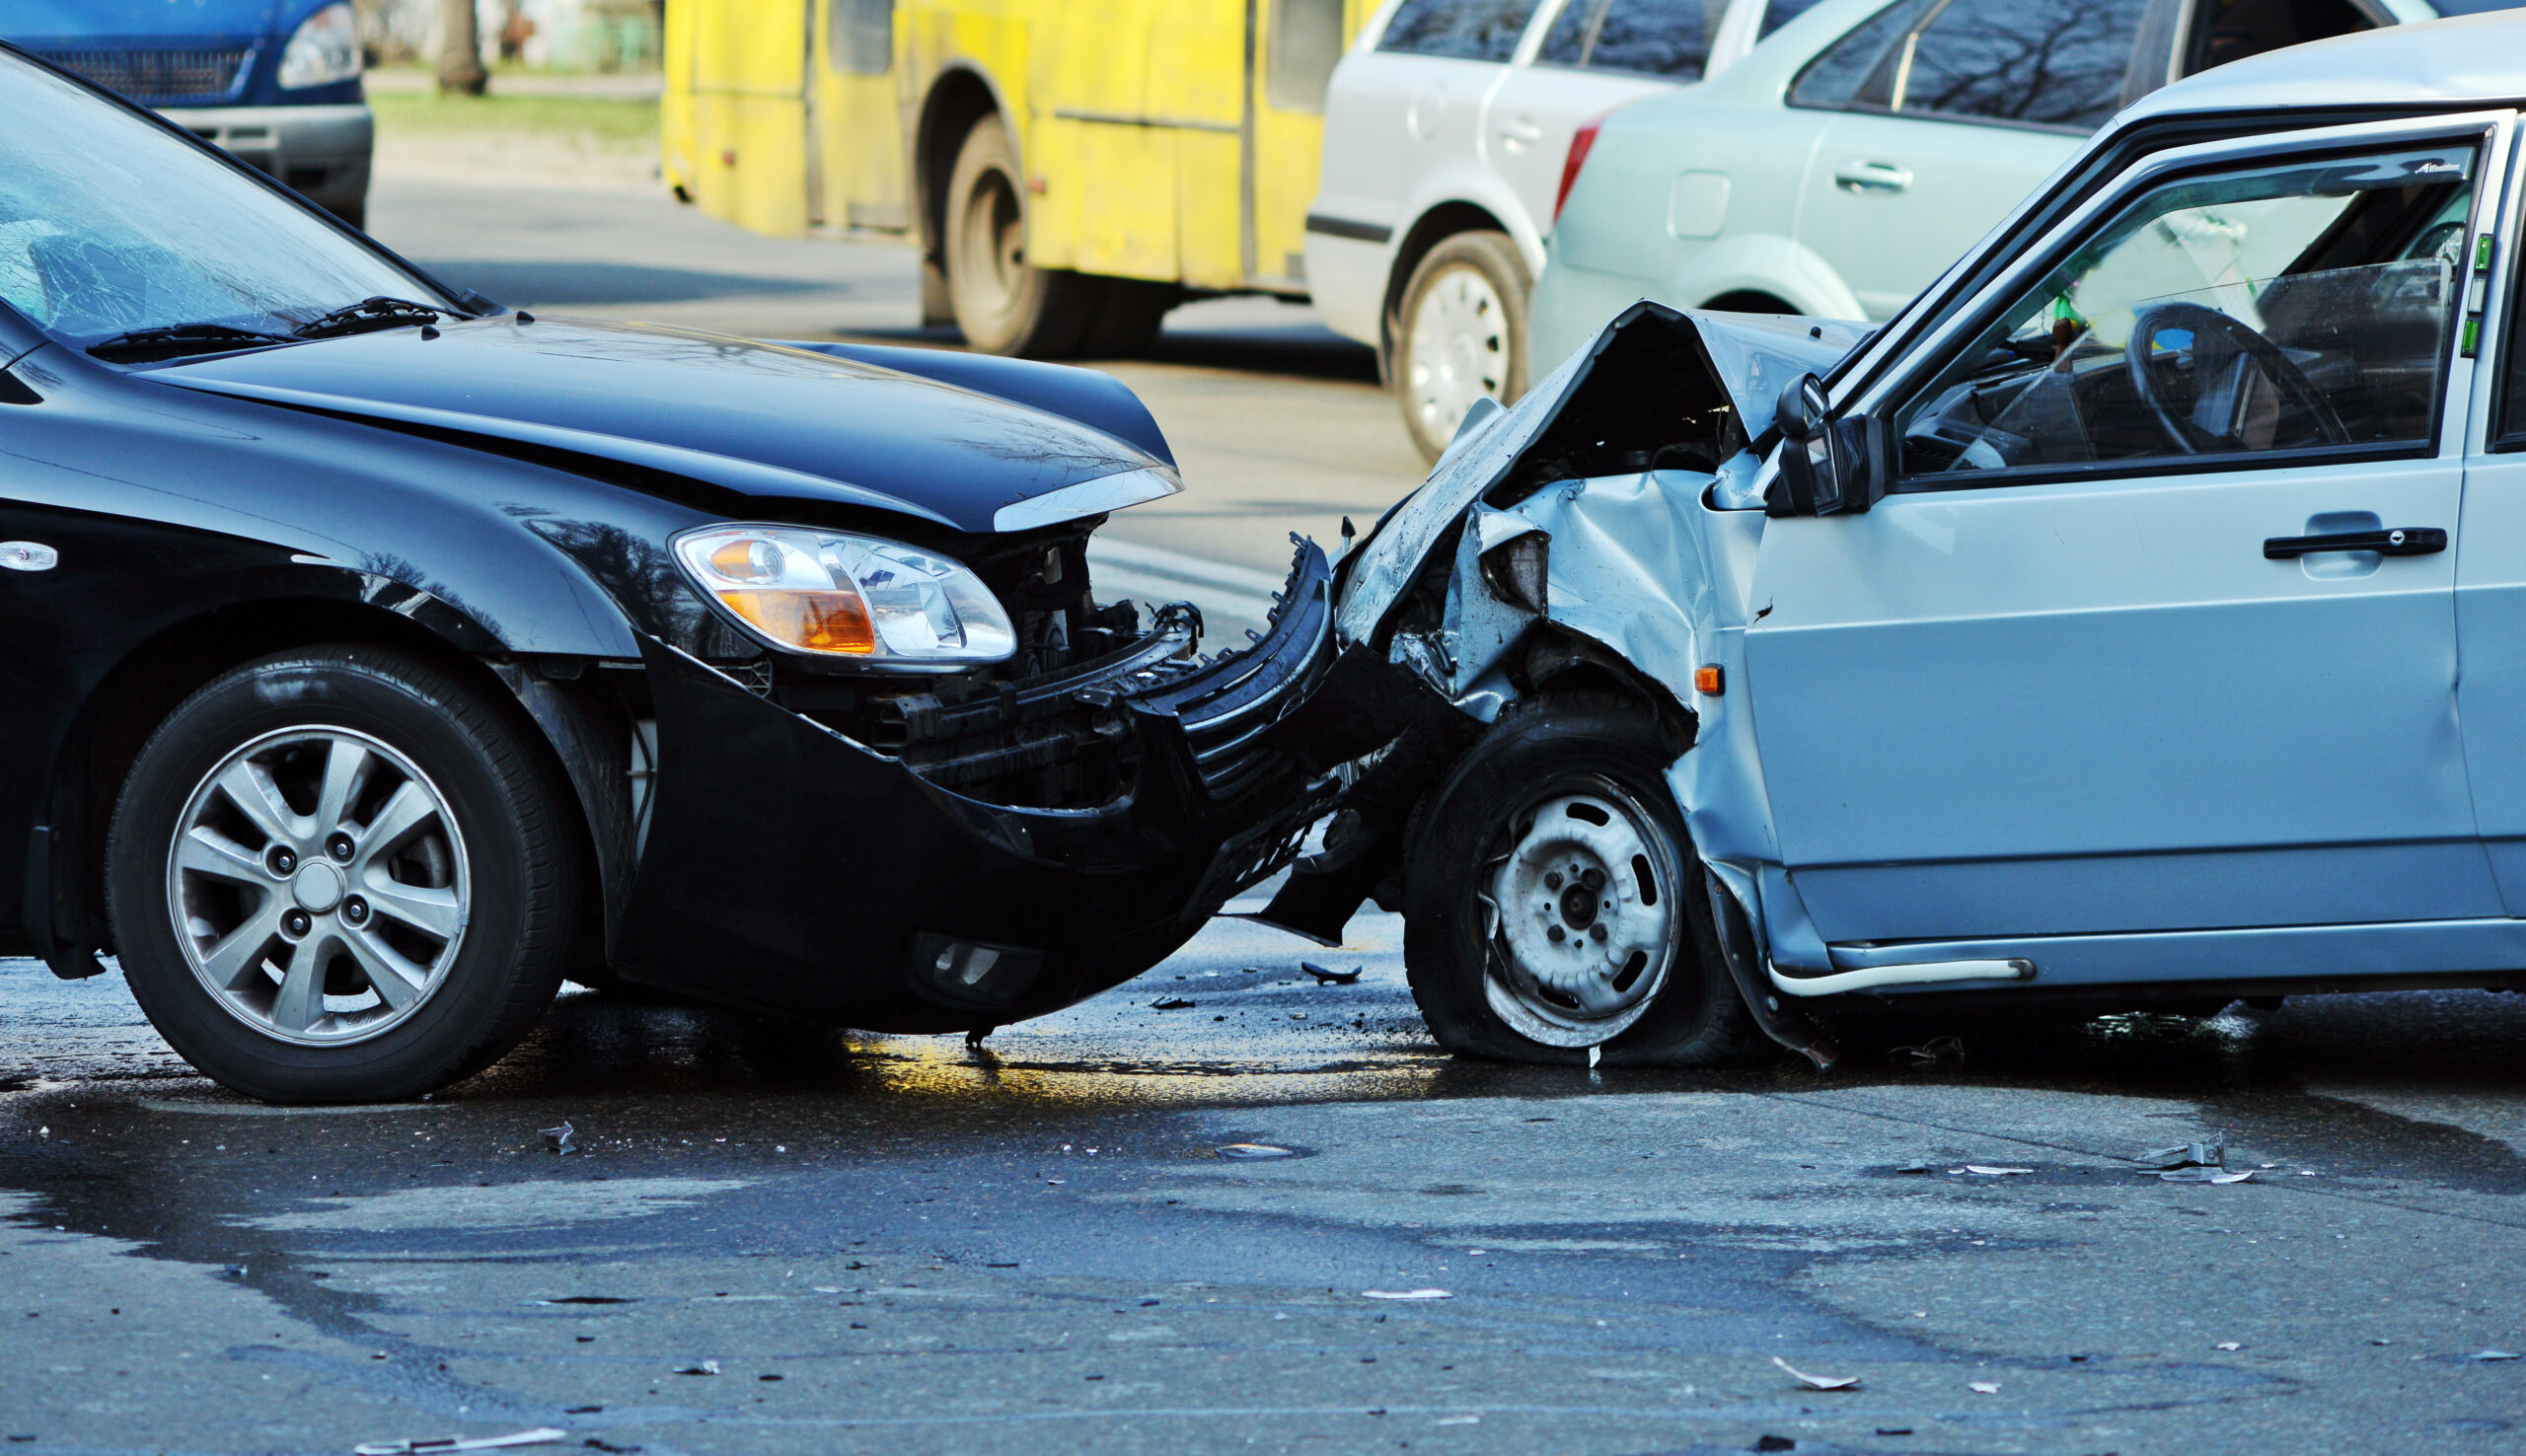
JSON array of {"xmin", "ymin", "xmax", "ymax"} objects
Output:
[
  {"xmin": 2135, "ymin": 1138, "xmax": 2224, "ymax": 1170},
  {"xmin": 1300, "ymin": 962, "xmax": 1363, "ymax": 984},
  {"xmin": 1963, "ymin": 1166, "xmax": 2034, "ymax": 1176},
  {"xmin": 670, "ymin": 1360, "xmax": 720, "ymax": 1375},
  {"xmin": 1969, "ymin": 1381, "xmax": 2000, "ymax": 1394},
  {"xmin": 1363, "ymin": 1288, "xmax": 1450, "ymax": 1300},
  {"xmin": 1151, "ymin": 996, "xmax": 1196, "ymax": 1010},
  {"xmin": 2470, "ymin": 1348, "xmax": 2521, "ymax": 1361},
  {"xmin": 1752, "ymin": 1436, "xmax": 1797, "ymax": 1452},
  {"xmin": 1894, "ymin": 1160, "xmax": 1932, "ymax": 1175},
  {"xmin": 2215, "ymin": 1341, "xmax": 2241, "ymax": 1350},
  {"xmin": 1772, "ymin": 1356, "xmax": 1861, "ymax": 1391},
  {"xmin": 352, "ymin": 1429, "xmax": 567, "ymax": 1455},
  {"xmin": 1893, "ymin": 1036, "xmax": 1965, "ymax": 1066},
  {"xmin": 2155, "ymin": 1167, "xmax": 2254, "ymax": 1184},
  {"xmin": 539, "ymin": 1122, "xmax": 577, "ymax": 1155},
  {"xmin": 1216, "ymin": 1143, "xmax": 1296, "ymax": 1160}
]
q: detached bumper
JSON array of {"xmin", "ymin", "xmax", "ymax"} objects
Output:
[
  {"xmin": 612, "ymin": 543, "xmax": 1340, "ymax": 1030},
  {"xmin": 159, "ymin": 103, "xmax": 372, "ymax": 214}
]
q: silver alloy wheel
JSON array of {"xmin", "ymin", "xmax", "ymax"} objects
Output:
[
  {"xmin": 1477, "ymin": 781, "xmax": 1677, "ymax": 1048},
  {"xmin": 165, "ymin": 726, "xmax": 471, "ymax": 1047},
  {"xmin": 1404, "ymin": 262, "xmax": 1511, "ymax": 446}
]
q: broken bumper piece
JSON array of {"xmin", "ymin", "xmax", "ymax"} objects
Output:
[{"xmin": 611, "ymin": 541, "xmax": 1341, "ymax": 1032}]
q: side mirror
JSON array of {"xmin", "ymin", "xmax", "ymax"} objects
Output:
[{"xmin": 1768, "ymin": 373, "xmax": 1888, "ymax": 518}]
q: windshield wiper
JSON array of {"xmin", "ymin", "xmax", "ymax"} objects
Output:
[
  {"xmin": 88, "ymin": 323, "xmax": 298, "ymax": 363},
  {"xmin": 291, "ymin": 296, "xmax": 447, "ymax": 339}
]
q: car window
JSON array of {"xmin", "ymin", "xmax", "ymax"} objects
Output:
[
  {"xmin": 1786, "ymin": 0, "xmax": 1928, "ymax": 109},
  {"xmin": 827, "ymin": 0, "xmax": 892, "ymax": 75},
  {"xmin": 1898, "ymin": 143, "xmax": 2476, "ymax": 482},
  {"xmin": 1758, "ymin": 0, "xmax": 1827, "ymax": 38},
  {"xmin": 0, "ymin": 55, "xmax": 446, "ymax": 344},
  {"xmin": 2185, "ymin": 0, "xmax": 2374, "ymax": 77},
  {"xmin": 1378, "ymin": 0, "xmax": 1544, "ymax": 59},
  {"xmin": 1535, "ymin": 0, "xmax": 1713, "ymax": 77},
  {"xmin": 1884, "ymin": 0, "xmax": 2147, "ymax": 132},
  {"xmin": 2502, "ymin": 229, "xmax": 2526, "ymax": 452},
  {"xmin": 1268, "ymin": 0, "xmax": 1347, "ymax": 109}
]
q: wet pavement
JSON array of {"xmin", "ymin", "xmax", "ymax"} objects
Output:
[{"xmin": 6, "ymin": 888, "xmax": 2526, "ymax": 1455}]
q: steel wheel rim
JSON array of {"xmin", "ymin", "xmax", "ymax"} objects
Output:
[
  {"xmin": 165, "ymin": 726, "xmax": 471, "ymax": 1047},
  {"xmin": 1405, "ymin": 262, "xmax": 1510, "ymax": 444},
  {"xmin": 1476, "ymin": 777, "xmax": 1677, "ymax": 1048}
]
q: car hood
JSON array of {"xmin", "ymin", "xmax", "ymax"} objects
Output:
[
  {"xmin": 0, "ymin": 1, "xmax": 280, "ymax": 39},
  {"xmin": 150, "ymin": 317, "xmax": 1176, "ymax": 535}
]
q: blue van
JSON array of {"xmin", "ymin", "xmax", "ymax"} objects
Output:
[{"xmin": 0, "ymin": 2, "xmax": 369, "ymax": 227}]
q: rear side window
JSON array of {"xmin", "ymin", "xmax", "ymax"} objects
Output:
[
  {"xmin": 1758, "ymin": 0, "xmax": 1826, "ymax": 38},
  {"xmin": 1787, "ymin": 0, "xmax": 1926, "ymax": 109},
  {"xmin": 1537, "ymin": 0, "xmax": 1713, "ymax": 78},
  {"xmin": 2186, "ymin": 0, "xmax": 2375, "ymax": 77},
  {"xmin": 827, "ymin": 0, "xmax": 892, "ymax": 75},
  {"xmin": 1894, "ymin": 0, "xmax": 2147, "ymax": 132},
  {"xmin": 1378, "ymin": 0, "xmax": 1544, "ymax": 60}
]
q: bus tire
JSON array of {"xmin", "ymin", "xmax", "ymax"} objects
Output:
[{"xmin": 943, "ymin": 114, "xmax": 1095, "ymax": 358}]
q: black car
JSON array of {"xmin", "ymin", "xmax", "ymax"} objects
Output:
[{"xmin": 0, "ymin": 44, "xmax": 1340, "ymax": 1103}]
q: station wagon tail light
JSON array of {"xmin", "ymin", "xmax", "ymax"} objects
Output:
[
  {"xmin": 278, "ymin": 3, "xmax": 362, "ymax": 90},
  {"xmin": 672, "ymin": 526, "xmax": 1017, "ymax": 666},
  {"xmin": 1554, "ymin": 114, "xmax": 1609, "ymax": 224}
]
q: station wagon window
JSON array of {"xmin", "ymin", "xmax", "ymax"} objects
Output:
[
  {"xmin": 2186, "ymin": 0, "xmax": 2374, "ymax": 77},
  {"xmin": 1379, "ymin": 0, "xmax": 1543, "ymax": 60},
  {"xmin": 1894, "ymin": 0, "xmax": 2146, "ymax": 131},
  {"xmin": 826, "ymin": 0, "xmax": 892, "ymax": 75},
  {"xmin": 1538, "ymin": 0, "xmax": 1714, "ymax": 78},
  {"xmin": 1758, "ymin": 0, "xmax": 1825, "ymax": 39},
  {"xmin": 1786, "ymin": 0, "xmax": 1926, "ymax": 109},
  {"xmin": 1897, "ymin": 144, "xmax": 2477, "ymax": 484}
]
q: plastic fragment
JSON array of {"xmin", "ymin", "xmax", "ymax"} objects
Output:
[
  {"xmin": 1894, "ymin": 1160, "xmax": 1932, "ymax": 1175},
  {"xmin": 2156, "ymin": 1167, "xmax": 2254, "ymax": 1184},
  {"xmin": 2470, "ymin": 1348, "xmax": 2521, "ymax": 1361},
  {"xmin": 1969, "ymin": 1381, "xmax": 2000, "ymax": 1394},
  {"xmin": 1300, "ymin": 962, "xmax": 1363, "ymax": 984},
  {"xmin": 353, "ymin": 1429, "xmax": 566, "ymax": 1455},
  {"xmin": 1892, "ymin": 1036, "xmax": 1965, "ymax": 1066},
  {"xmin": 539, "ymin": 1122, "xmax": 576, "ymax": 1156},
  {"xmin": 2215, "ymin": 1342, "xmax": 2241, "ymax": 1350},
  {"xmin": 1772, "ymin": 1355, "xmax": 1861, "ymax": 1391},
  {"xmin": 1588, "ymin": 1046, "xmax": 1600, "ymax": 1069},
  {"xmin": 671, "ymin": 1359, "xmax": 720, "ymax": 1376},
  {"xmin": 1216, "ymin": 1143, "xmax": 1297, "ymax": 1160},
  {"xmin": 1964, "ymin": 1166, "xmax": 2033, "ymax": 1176},
  {"xmin": 2135, "ymin": 1138, "xmax": 2223, "ymax": 1170},
  {"xmin": 1363, "ymin": 1288, "xmax": 1450, "ymax": 1300},
  {"xmin": 1753, "ymin": 1437, "xmax": 1797, "ymax": 1452},
  {"xmin": 1151, "ymin": 996, "xmax": 1195, "ymax": 1010}
]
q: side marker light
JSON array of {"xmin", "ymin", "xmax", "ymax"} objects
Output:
[{"xmin": 1693, "ymin": 665, "xmax": 1724, "ymax": 695}]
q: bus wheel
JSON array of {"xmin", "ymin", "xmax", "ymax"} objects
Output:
[{"xmin": 944, "ymin": 115, "xmax": 1095, "ymax": 357}]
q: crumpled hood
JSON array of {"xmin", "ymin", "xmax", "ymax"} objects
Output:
[{"xmin": 151, "ymin": 317, "xmax": 1174, "ymax": 535}]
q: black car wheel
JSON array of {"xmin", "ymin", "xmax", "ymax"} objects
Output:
[
  {"xmin": 1404, "ymin": 696, "xmax": 1761, "ymax": 1066},
  {"xmin": 107, "ymin": 646, "xmax": 577, "ymax": 1103}
]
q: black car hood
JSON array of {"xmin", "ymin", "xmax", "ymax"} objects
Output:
[{"xmin": 148, "ymin": 317, "xmax": 1173, "ymax": 535}]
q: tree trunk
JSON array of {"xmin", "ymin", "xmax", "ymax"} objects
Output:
[{"xmin": 436, "ymin": 0, "xmax": 485, "ymax": 96}]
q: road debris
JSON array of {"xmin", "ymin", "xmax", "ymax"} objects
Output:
[
  {"xmin": 2135, "ymin": 1138, "xmax": 2224, "ymax": 1170},
  {"xmin": 352, "ymin": 1429, "xmax": 566, "ymax": 1455},
  {"xmin": 1216, "ymin": 1143, "xmax": 1297, "ymax": 1160},
  {"xmin": 670, "ymin": 1359, "xmax": 720, "ymax": 1376},
  {"xmin": 1772, "ymin": 1356, "xmax": 1861, "ymax": 1391},
  {"xmin": 539, "ymin": 1123, "xmax": 577, "ymax": 1156},
  {"xmin": 1894, "ymin": 1160, "xmax": 1933, "ymax": 1175},
  {"xmin": 1752, "ymin": 1436, "xmax": 1797, "ymax": 1452},
  {"xmin": 1300, "ymin": 962, "xmax": 1363, "ymax": 984},
  {"xmin": 2215, "ymin": 1342, "xmax": 2241, "ymax": 1350},
  {"xmin": 1151, "ymin": 997, "xmax": 1196, "ymax": 1010},
  {"xmin": 2470, "ymin": 1348, "xmax": 2521, "ymax": 1361},
  {"xmin": 1969, "ymin": 1381, "xmax": 2000, "ymax": 1394},
  {"xmin": 2156, "ymin": 1168, "xmax": 2254, "ymax": 1184},
  {"xmin": 1963, "ymin": 1166, "xmax": 2034, "ymax": 1176},
  {"xmin": 1892, "ymin": 1036, "xmax": 1965, "ymax": 1066},
  {"xmin": 1363, "ymin": 1288, "xmax": 1450, "ymax": 1300}
]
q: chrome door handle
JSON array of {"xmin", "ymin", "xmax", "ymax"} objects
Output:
[
  {"xmin": 2263, "ymin": 527, "xmax": 2446, "ymax": 558},
  {"xmin": 1499, "ymin": 117, "xmax": 1542, "ymax": 149},
  {"xmin": 1832, "ymin": 159, "xmax": 1912, "ymax": 193}
]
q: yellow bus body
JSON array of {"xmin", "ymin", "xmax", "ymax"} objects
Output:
[{"xmin": 663, "ymin": 0, "xmax": 1362, "ymax": 301}]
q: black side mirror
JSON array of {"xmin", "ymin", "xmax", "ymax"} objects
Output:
[{"xmin": 1768, "ymin": 373, "xmax": 1888, "ymax": 517}]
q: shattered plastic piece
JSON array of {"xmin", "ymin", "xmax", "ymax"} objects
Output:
[
  {"xmin": 1216, "ymin": 1143, "xmax": 1297, "ymax": 1160},
  {"xmin": 1588, "ymin": 1046, "xmax": 1601, "ymax": 1069},
  {"xmin": 2470, "ymin": 1348, "xmax": 2522, "ymax": 1361},
  {"xmin": 1964, "ymin": 1166, "xmax": 2033, "ymax": 1176},
  {"xmin": 1893, "ymin": 1036, "xmax": 1966, "ymax": 1066},
  {"xmin": 1771, "ymin": 1355, "xmax": 1861, "ymax": 1391},
  {"xmin": 540, "ymin": 1122, "xmax": 577, "ymax": 1156},
  {"xmin": 1876, "ymin": 1430, "xmax": 1913, "ymax": 1437},
  {"xmin": 1300, "ymin": 962, "xmax": 1363, "ymax": 984},
  {"xmin": 670, "ymin": 1360, "xmax": 720, "ymax": 1376},
  {"xmin": 2135, "ymin": 1139, "xmax": 2224, "ymax": 1170},
  {"xmin": 352, "ymin": 1429, "xmax": 567, "ymax": 1455},
  {"xmin": 2215, "ymin": 1342, "xmax": 2241, "ymax": 1350},
  {"xmin": 2156, "ymin": 1167, "xmax": 2254, "ymax": 1184},
  {"xmin": 1968, "ymin": 1381, "xmax": 2000, "ymax": 1394},
  {"xmin": 1363, "ymin": 1288, "xmax": 1451, "ymax": 1300},
  {"xmin": 1151, "ymin": 996, "xmax": 1196, "ymax": 1010},
  {"xmin": 1894, "ymin": 1161, "xmax": 1933, "ymax": 1175}
]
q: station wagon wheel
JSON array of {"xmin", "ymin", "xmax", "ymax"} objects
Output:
[
  {"xmin": 108, "ymin": 646, "xmax": 578, "ymax": 1103},
  {"xmin": 1394, "ymin": 230, "xmax": 1530, "ymax": 463},
  {"xmin": 1403, "ymin": 695, "xmax": 1760, "ymax": 1066}
]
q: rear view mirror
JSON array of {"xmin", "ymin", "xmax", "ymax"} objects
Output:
[{"xmin": 1768, "ymin": 373, "xmax": 1887, "ymax": 517}]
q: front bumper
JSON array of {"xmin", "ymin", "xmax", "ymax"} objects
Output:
[
  {"xmin": 158, "ymin": 103, "xmax": 372, "ymax": 213},
  {"xmin": 610, "ymin": 541, "xmax": 1342, "ymax": 1031}
]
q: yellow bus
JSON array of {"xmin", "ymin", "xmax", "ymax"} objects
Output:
[{"xmin": 663, "ymin": 0, "xmax": 1364, "ymax": 357}]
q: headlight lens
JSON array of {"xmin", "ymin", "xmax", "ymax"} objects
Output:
[
  {"xmin": 672, "ymin": 526, "xmax": 1017, "ymax": 665},
  {"xmin": 278, "ymin": 3, "xmax": 362, "ymax": 90}
]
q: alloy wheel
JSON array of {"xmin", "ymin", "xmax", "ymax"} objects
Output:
[{"xmin": 1404, "ymin": 263, "xmax": 1511, "ymax": 446}]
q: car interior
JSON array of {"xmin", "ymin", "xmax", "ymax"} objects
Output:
[{"xmin": 1897, "ymin": 144, "xmax": 2475, "ymax": 477}]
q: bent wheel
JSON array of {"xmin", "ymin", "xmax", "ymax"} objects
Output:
[
  {"xmin": 108, "ymin": 646, "xmax": 577, "ymax": 1103},
  {"xmin": 1404, "ymin": 696, "xmax": 1761, "ymax": 1066}
]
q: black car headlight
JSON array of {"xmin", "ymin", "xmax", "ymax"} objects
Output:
[{"xmin": 671, "ymin": 525, "xmax": 1016, "ymax": 666}]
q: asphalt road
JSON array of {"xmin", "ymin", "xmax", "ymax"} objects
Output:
[{"xmin": 5, "ymin": 162, "xmax": 2525, "ymax": 1456}]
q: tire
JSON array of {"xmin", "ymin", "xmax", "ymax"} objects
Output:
[
  {"xmin": 943, "ymin": 114, "xmax": 1097, "ymax": 357},
  {"xmin": 1403, "ymin": 695, "xmax": 1761, "ymax": 1067},
  {"xmin": 1077, "ymin": 276, "xmax": 1178, "ymax": 358},
  {"xmin": 107, "ymin": 646, "xmax": 578, "ymax": 1103},
  {"xmin": 1394, "ymin": 230, "xmax": 1531, "ymax": 464}
]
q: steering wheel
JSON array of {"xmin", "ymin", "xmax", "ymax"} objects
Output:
[{"xmin": 2123, "ymin": 302, "xmax": 2349, "ymax": 455}]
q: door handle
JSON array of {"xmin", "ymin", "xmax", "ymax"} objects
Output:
[
  {"xmin": 1498, "ymin": 116, "xmax": 1542, "ymax": 149},
  {"xmin": 2263, "ymin": 527, "xmax": 2446, "ymax": 559},
  {"xmin": 1832, "ymin": 158, "xmax": 1912, "ymax": 193}
]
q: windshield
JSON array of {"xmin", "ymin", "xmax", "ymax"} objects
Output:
[{"xmin": 0, "ymin": 52, "xmax": 452, "ymax": 349}]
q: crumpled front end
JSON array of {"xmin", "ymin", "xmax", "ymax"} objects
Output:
[{"xmin": 608, "ymin": 537, "xmax": 1346, "ymax": 1031}]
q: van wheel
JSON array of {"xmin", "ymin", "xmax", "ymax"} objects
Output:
[
  {"xmin": 1403, "ymin": 697, "xmax": 1761, "ymax": 1066},
  {"xmin": 1394, "ymin": 230, "xmax": 1530, "ymax": 463},
  {"xmin": 107, "ymin": 646, "xmax": 577, "ymax": 1103},
  {"xmin": 943, "ymin": 114, "xmax": 1096, "ymax": 357}
]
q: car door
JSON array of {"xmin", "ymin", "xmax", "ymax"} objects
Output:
[
  {"xmin": 1481, "ymin": 0, "xmax": 1704, "ymax": 244},
  {"xmin": 1793, "ymin": 0, "xmax": 2143, "ymax": 320},
  {"xmin": 1746, "ymin": 116, "xmax": 2511, "ymax": 946},
  {"xmin": 1318, "ymin": 0, "xmax": 1545, "ymax": 239}
]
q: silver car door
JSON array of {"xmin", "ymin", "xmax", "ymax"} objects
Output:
[{"xmin": 1482, "ymin": 0, "xmax": 1707, "ymax": 244}]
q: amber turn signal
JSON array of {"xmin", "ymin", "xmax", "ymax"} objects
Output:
[
  {"xmin": 1693, "ymin": 664, "xmax": 1724, "ymax": 695},
  {"xmin": 717, "ymin": 589, "xmax": 876, "ymax": 654}
]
